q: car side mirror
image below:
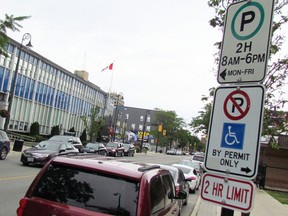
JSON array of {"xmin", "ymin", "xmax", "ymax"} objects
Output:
[{"xmin": 175, "ymin": 190, "xmax": 187, "ymax": 200}]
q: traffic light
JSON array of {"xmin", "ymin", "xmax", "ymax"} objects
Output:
[
  {"xmin": 158, "ymin": 124, "xmax": 163, "ymax": 132},
  {"xmin": 163, "ymin": 130, "xmax": 166, "ymax": 136}
]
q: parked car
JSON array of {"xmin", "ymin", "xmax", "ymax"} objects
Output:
[
  {"xmin": 106, "ymin": 141, "xmax": 125, "ymax": 157},
  {"xmin": 166, "ymin": 149, "xmax": 177, "ymax": 155},
  {"xmin": 123, "ymin": 143, "xmax": 135, "ymax": 156},
  {"xmin": 49, "ymin": 135, "xmax": 84, "ymax": 153},
  {"xmin": 179, "ymin": 159, "xmax": 204, "ymax": 176},
  {"xmin": 0, "ymin": 130, "xmax": 11, "ymax": 160},
  {"xmin": 17, "ymin": 156, "xmax": 187, "ymax": 216},
  {"xmin": 83, "ymin": 142, "xmax": 107, "ymax": 155},
  {"xmin": 172, "ymin": 164, "xmax": 201, "ymax": 193},
  {"xmin": 153, "ymin": 164, "xmax": 190, "ymax": 211},
  {"xmin": 20, "ymin": 140, "xmax": 79, "ymax": 166},
  {"xmin": 191, "ymin": 154, "xmax": 205, "ymax": 173}
]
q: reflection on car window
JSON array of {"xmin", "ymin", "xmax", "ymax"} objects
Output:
[
  {"xmin": 33, "ymin": 164, "xmax": 139, "ymax": 215},
  {"xmin": 150, "ymin": 176, "xmax": 165, "ymax": 213}
]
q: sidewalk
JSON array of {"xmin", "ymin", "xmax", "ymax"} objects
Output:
[{"xmin": 191, "ymin": 188, "xmax": 288, "ymax": 216}]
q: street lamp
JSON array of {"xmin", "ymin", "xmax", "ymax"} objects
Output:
[
  {"xmin": 140, "ymin": 110, "xmax": 150, "ymax": 153},
  {"xmin": 4, "ymin": 33, "xmax": 32, "ymax": 131}
]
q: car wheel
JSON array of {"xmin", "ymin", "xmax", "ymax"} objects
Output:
[
  {"xmin": 103, "ymin": 151, "xmax": 107, "ymax": 156},
  {"xmin": 0, "ymin": 147, "xmax": 8, "ymax": 160}
]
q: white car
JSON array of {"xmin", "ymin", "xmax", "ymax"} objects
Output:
[{"xmin": 172, "ymin": 164, "xmax": 201, "ymax": 193}]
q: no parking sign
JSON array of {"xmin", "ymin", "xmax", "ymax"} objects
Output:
[{"xmin": 204, "ymin": 84, "xmax": 265, "ymax": 179}]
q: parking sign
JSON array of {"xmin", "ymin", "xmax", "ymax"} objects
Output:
[{"xmin": 204, "ymin": 85, "xmax": 265, "ymax": 179}]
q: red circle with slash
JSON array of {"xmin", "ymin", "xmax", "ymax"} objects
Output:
[{"xmin": 223, "ymin": 89, "xmax": 250, "ymax": 120}]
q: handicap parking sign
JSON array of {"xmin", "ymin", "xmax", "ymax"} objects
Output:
[{"xmin": 221, "ymin": 123, "xmax": 245, "ymax": 150}]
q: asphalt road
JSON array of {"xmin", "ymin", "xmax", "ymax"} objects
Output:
[{"xmin": 0, "ymin": 149, "xmax": 199, "ymax": 216}]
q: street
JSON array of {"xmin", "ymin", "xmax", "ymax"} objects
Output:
[{"xmin": 0, "ymin": 150, "xmax": 199, "ymax": 216}]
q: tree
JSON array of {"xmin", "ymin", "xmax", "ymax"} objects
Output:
[
  {"xmin": 80, "ymin": 129, "xmax": 87, "ymax": 143},
  {"xmin": 153, "ymin": 109, "xmax": 186, "ymax": 150},
  {"xmin": 50, "ymin": 125, "xmax": 60, "ymax": 137},
  {"xmin": 192, "ymin": 1, "xmax": 288, "ymax": 147},
  {"xmin": 81, "ymin": 106, "xmax": 104, "ymax": 142},
  {"xmin": 0, "ymin": 14, "xmax": 30, "ymax": 57},
  {"xmin": 190, "ymin": 88, "xmax": 214, "ymax": 136},
  {"xmin": 30, "ymin": 122, "xmax": 40, "ymax": 136}
]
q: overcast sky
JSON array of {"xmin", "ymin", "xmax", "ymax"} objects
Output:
[{"xmin": 3, "ymin": 0, "xmax": 279, "ymax": 125}]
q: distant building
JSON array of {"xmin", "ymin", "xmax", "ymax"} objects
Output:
[{"xmin": 0, "ymin": 37, "xmax": 111, "ymax": 136}]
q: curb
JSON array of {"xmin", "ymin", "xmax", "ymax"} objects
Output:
[{"xmin": 190, "ymin": 194, "xmax": 201, "ymax": 216}]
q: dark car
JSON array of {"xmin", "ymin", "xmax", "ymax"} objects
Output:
[
  {"xmin": 49, "ymin": 135, "xmax": 84, "ymax": 153},
  {"xmin": 17, "ymin": 156, "xmax": 186, "ymax": 216},
  {"xmin": 123, "ymin": 143, "xmax": 135, "ymax": 156},
  {"xmin": 20, "ymin": 140, "xmax": 79, "ymax": 166},
  {"xmin": 83, "ymin": 142, "xmax": 107, "ymax": 155},
  {"xmin": 0, "ymin": 130, "xmax": 11, "ymax": 160},
  {"xmin": 106, "ymin": 141, "xmax": 125, "ymax": 157}
]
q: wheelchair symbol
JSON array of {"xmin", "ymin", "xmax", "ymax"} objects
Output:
[
  {"xmin": 221, "ymin": 123, "xmax": 245, "ymax": 150},
  {"xmin": 225, "ymin": 125, "xmax": 240, "ymax": 145}
]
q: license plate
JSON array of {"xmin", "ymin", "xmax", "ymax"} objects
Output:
[{"xmin": 27, "ymin": 157, "xmax": 34, "ymax": 162}]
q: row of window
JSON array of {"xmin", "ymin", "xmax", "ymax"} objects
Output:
[{"xmin": 0, "ymin": 40, "xmax": 108, "ymax": 135}]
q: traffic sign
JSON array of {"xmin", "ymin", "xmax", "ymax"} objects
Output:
[
  {"xmin": 218, "ymin": 0, "xmax": 274, "ymax": 84},
  {"xmin": 204, "ymin": 85, "xmax": 265, "ymax": 179},
  {"xmin": 201, "ymin": 173, "xmax": 255, "ymax": 213}
]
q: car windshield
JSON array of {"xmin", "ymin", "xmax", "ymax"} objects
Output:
[
  {"xmin": 35, "ymin": 141, "xmax": 61, "ymax": 151},
  {"xmin": 50, "ymin": 136, "xmax": 73, "ymax": 142},
  {"xmin": 33, "ymin": 163, "xmax": 139, "ymax": 215},
  {"xmin": 86, "ymin": 143, "xmax": 100, "ymax": 148},
  {"xmin": 123, "ymin": 144, "xmax": 130, "ymax": 150},
  {"xmin": 179, "ymin": 160, "xmax": 200, "ymax": 169},
  {"xmin": 174, "ymin": 166, "xmax": 192, "ymax": 175},
  {"xmin": 106, "ymin": 142, "xmax": 118, "ymax": 148},
  {"xmin": 193, "ymin": 156, "xmax": 204, "ymax": 162}
]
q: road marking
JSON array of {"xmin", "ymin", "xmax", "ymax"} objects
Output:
[{"xmin": 0, "ymin": 174, "xmax": 36, "ymax": 181}]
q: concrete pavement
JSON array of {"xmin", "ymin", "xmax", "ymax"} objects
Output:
[{"xmin": 191, "ymin": 188, "xmax": 288, "ymax": 216}]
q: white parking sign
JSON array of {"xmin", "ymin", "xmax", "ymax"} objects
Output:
[
  {"xmin": 204, "ymin": 85, "xmax": 265, "ymax": 179},
  {"xmin": 218, "ymin": 0, "xmax": 274, "ymax": 84}
]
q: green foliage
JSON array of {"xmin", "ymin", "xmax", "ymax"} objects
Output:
[
  {"xmin": 80, "ymin": 129, "xmax": 87, "ymax": 142},
  {"xmin": 81, "ymin": 106, "xmax": 104, "ymax": 142},
  {"xmin": 69, "ymin": 127, "xmax": 76, "ymax": 132},
  {"xmin": 0, "ymin": 14, "xmax": 30, "ymax": 57},
  {"xmin": 154, "ymin": 109, "xmax": 186, "ymax": 149},
  {"xmin": 30, "ymin": 122, "xmax": 40, "ymax": 136},
  {"xmin": 50, "ymin": 125, "xmax": 60, "ymax": 137},
  {"xmin": 34, "ymin": 135, "xmax": 45, "ymax": 142},
  {"xmin": 190, "ymin": 103, "xmax": 212, "ymax": 136}
]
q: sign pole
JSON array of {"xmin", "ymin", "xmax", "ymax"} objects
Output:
[{"xmin": 221, "ymin": 207, "xmax": 234, "ymax": 216}]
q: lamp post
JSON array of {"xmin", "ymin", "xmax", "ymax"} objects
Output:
[
  {"xmin": 4, "ymin": 33, "xmax": 32, "ymax": 132},
  {"xmin": 140, "ymin": 110, "xmax": 150, "ymax": 153}
]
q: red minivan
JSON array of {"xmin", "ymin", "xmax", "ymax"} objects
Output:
[{"xmin": 17, "ymin": 156, "xmax": 187, "ymax": 216}]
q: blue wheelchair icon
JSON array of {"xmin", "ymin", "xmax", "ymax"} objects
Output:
[{"xmin": 221, "ymin": 123, "xmax": 245, "ymax": 150}]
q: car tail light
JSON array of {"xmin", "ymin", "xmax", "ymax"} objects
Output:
[
  {"xmin": 17, "ymin": 198, "xmax": 27, "ymax": 216},
  {"xmin": 188, "ymin": 176, "xmax": 196, "ymax": 181}
]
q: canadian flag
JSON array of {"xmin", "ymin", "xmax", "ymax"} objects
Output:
[{"xmin": 101, "ymin": 63, "xmax": 113, "ymax": 72}]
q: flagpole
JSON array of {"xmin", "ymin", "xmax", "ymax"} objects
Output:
[{"xmin": 108, "ymin": 61, "xmax": 115, "ymax": 97}]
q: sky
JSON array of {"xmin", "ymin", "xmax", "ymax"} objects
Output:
[{"xmin": 2, "ymin": 1, "xmax": 287, "ymax": 125}]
